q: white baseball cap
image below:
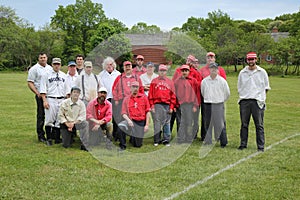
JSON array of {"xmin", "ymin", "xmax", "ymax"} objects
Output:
[{"xmin": 98, "ymin": 87, "xmax": 108, "ymax": 93}]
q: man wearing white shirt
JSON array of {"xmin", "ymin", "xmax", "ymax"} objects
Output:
[
  {"xmin": 65, "ymin": 61, "xmax": 79, "ymax": 96},
  {"xmin": 27, "ymin": 52, "xmax": 52, "ymax": 142},
  {"xmin": 201, "ymin": 62, "xmax": 230, "ymax": 147},
  {"xmin": 75, "ymin": 61, "xmax": 102, "ymax": 106},
  {"xmin": 139, "ymin": 62, "xmax": 158, "ymax": 96},
  {"xmin": 98, "ymin": 57, "xmax": 121, "ymax": 100},
  {"xmin": 237, "ymin": 52, "xmax": 271, "ymax": 152}
]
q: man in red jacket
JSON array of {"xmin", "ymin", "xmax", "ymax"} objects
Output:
[
  {"xmin": 148, "ymin": 64, "xmax": 176, "ymax": 146},
  {"xmin": 199, "ymin": 52, "xmax": 227, "ymax": 142},
  {"xmin": 174, "ymin": 65, "xmax": 199, "ymax": 143},
  {"xmin": 119, "ymin": 81, "xmax": 151, "ymax": 150}
]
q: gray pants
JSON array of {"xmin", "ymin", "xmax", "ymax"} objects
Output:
[
  {"xmin": 61, "ymin": 121, "xmax": 89, "ymax": 148},
  {"xmin": 177, "ymin": 103, "xmax": 194, "ymax": 143},
  {"xmin": 239, "ymin": 99, "xmax": 265, "ymax": 149},
  {"xmin": 153, "ymin": 103, "xmax": 171, "ymax": 143},
  {"xmin": 203, "ymin": 103, "xmax": 227, "ymax": 145}
]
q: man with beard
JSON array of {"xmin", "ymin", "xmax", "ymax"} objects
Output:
[
  {"xmin": 86, "ymin": 87, "xmax": 113, "ymax": 149},
  {"xmin": 237, "ymin": 52, "xmax": 271, "ymax": 152}
]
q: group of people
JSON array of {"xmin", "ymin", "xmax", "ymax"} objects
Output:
[{"xmin": 27, "ymin": 51, "xmax": 270, "ymax": 152}]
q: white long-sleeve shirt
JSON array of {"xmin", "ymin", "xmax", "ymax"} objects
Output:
[
  {"xmin": 201, "ymin": 75, "xmax": 230, "ymax": 104},
  {"xmin": 98, "ymin": 69, "xmax": 121, "ymax": 99},
  {"xmin": 238, "ymin": 65, "xmax": 271, "ymax": 108}
]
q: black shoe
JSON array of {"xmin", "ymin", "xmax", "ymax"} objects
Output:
[
  {"xmin": 258, "ymin": 148, "xmax": 264, "ymax": 152},
  {"xmin": 118, "ymin": 147, "xmax": 126, "ymax": 152},
  {"xmin": 38, "ymin": 137, "xmax": 46, "ymax": 143},
  {"xmin": 55, "ymin": 139, "xmax": 62, "ymax": 144},
  {"xmin": 221, "ymin": 144, "xmax": 227, "ymax": 148},
  {"xmin": 46, "ymin": 140, "xmax": 53, "ymax": 146},
  {"xmin": 238, "ymin": 146, "xmax": 247, "ymax": 150},
  {"xmin": 80, "ymin": 145, "xmax": 88, "ymax": 151}
]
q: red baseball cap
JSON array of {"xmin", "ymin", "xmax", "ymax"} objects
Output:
[
  {"xmin": 247, "ymin": 52, "xmax": 257, "ymax": 59},
  {"xmin": 206, "ymin": 52, "xmax": 215, "ymax": 57},
  {"xmin": 136, "ymin": 55, "xmax": 144, "ymax": 60},
  {"xmin": 159, "ymin": 64, "xmax": 168, "ymax": 71},
  {"xmin": 180, "ymin": 64, "xmax": 190, "ymax": 70},
  {"xmin": 123, "ymin": 61, "xmax": 132, "ymax": 66},
  {"xmin": 187, "ymin": 55, "xmax": 196, "ymax": 62}
]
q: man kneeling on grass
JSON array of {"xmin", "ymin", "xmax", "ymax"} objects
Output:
[
  {"xmin": 118, "ymin": 81, "xmax": 151, "ymax": 150},
  {"xmin": 58, "ymin": 86, "xmax": 89, "ymax": 151}
]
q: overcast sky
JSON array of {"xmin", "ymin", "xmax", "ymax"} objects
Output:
[{"xmin": 1, "ymin": 0, "xmax": 299, "ymax": 31}]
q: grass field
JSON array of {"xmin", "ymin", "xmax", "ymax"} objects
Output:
[{"xmin": 0, "ymin": 72, "xmax": 299, "ymax": 200}]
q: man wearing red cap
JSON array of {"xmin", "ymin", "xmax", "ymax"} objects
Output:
[
  {"xmin": 148, "ymin": 64, "xmax": 176, "ymax": 146},
  {"xmin": 237, "ymin": 52, "xmax": 271, "ymax": 152},
  {"xmin": 199, "ymin": 52, "xmax": 227, "ymax": 142},
  {"xmin": 119, "ymin": 81, "xmax": 151, "ymax": 150},
  {"xmin": 174, "ymin": 65, "xmax": 199, "ymax": 143},
  {"xmin": 132, "ymin": 55, "xmax": 147, "ymax": 77},
  {"xmin": 171, "ymin": 55, "xmax": 202, "ymax": 138},
  {"xmin": 112, "ymin": 61, "xmax": 144, "ymax": 140}
]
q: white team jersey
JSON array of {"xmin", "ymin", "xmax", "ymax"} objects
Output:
[
  {"xmin": 40, "ymin": 69, "xmax": 68, "ymax": 97},
  {"xmin": 27, "ymin": 63, "xmax": 52, "ymax": 92}
]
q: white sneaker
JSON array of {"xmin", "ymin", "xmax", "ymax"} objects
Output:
[
  {"xmin": 165, "ymin": 143, "xmax": 170, "ymax": 147},
  {"xmin": 154, "ymin": 143, "xmax": 159, "ymax": 146}
]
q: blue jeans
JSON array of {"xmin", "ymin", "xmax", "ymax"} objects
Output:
[{"xmin": 239, "ymin": 99, "xmax": 265, "ymax": 149}]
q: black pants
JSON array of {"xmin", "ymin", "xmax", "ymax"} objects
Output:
[
  {"xmin": 112, "ymin": 99, "xmax": 123, "ymax": 141},
  {"xmin": 239, "ymin": 99, "xmax": 265, "ymax": 149},
  {"xmin": 35, "ymin": 95, "xmax": 45, "ymax": 139},
  {"xmin": 119, "ymin": 120, "xmax": 145, "ymax": 149}
]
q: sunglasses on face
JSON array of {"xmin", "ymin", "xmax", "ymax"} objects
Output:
[{"xmin": 247, "ymin": 58, "xmax": 255, "ymax": 61}]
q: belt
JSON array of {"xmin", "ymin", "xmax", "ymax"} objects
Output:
[{"xmin": 47, "ymin": 96, "xmax": 65, "ymax": 99}]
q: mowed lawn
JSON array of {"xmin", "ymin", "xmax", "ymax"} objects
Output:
[{"xmin": 0, "ymin": 72, "xmax": 299, "ymax": 200}]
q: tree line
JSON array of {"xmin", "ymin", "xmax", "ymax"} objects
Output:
[{"xmin": 0, "ymin": 0, "xmax": 299, "ymax": 75}]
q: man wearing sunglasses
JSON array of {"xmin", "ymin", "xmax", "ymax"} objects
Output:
[{"xmin": 237, "ymin": 52, "xmax": 271, "ymax": 152}]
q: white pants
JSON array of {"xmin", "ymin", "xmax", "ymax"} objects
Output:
[{"xmin": 44, "ymin": 98, "xmax": 64, "ymax": 128}]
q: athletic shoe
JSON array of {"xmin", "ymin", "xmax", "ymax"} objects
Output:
[{"xmin": 154, "ymin": 143, "xmax": 159, "ymax": 147}]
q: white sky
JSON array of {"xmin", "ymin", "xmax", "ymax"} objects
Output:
[{"xmin": 1, "ymin": 0, "xmax": 299, "ymax": 31}]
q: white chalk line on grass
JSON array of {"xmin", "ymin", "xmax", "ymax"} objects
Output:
[{"xmin": 164, "ymin": 133, "xmax": 300, "ymax": 200}]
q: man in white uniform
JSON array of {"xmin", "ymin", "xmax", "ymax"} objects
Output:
[
  {"xmin": 27, "ymin": 52, "xmax": 52, "ymax": 142},
  {"xmin": 40, "ymin": 58, "xmax": 68, "ymax": 146}
]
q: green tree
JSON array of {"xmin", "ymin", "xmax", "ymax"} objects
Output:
[
  {"xmin": 164, "ymin": 32, "xmax": 206, "ymax": 65},
  {"xmin": 128, "ymin": 22, "xmax": 162, "ymax": 34},
  {"xmin": 86, "ymin": 33, "xmax": 132, "ymax": 72},
  {"xmin": 51, "ymin": 0, "xmax": 107, "ymax": 57}
]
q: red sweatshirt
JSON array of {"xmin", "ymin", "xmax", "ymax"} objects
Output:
[
  {"xmin": 148, "ymin": 76, "xmax": 176, "ymax": 110},
  {"xmin": 174, "ymin": 76, "xmax": 199, "ymax": 108}
]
